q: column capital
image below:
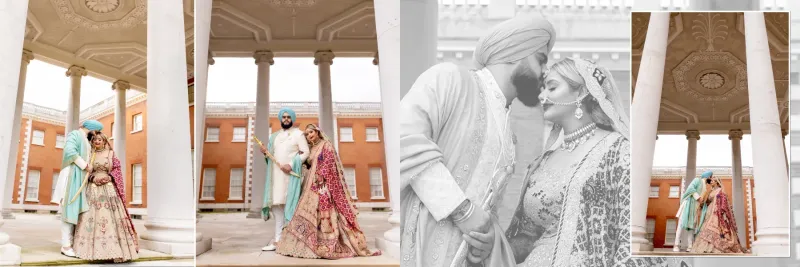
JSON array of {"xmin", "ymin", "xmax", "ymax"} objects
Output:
[
  {"xmin": 729, "ymin": 129, "xmax": 744, "ymax": 140},
  {"xmin": 373, "ymin": 52, "xmax": 379, "ymax": 65},
  {"xmin": 685, "ymin": 130, "xmax": 700, "ymax": 140},
  {"xmin": 208, "ymin": 51, "xmax": 215, "ymax": 65},
  {"xmin": 314, "ymin": 50, "xmax": 335, "ymax": 65},
  {"xmin": 65, "ymin": 65, "xmax": 88, "ymax": 77},
  {"xmin": 21, "ymin": 49, "xmax": 34, "ymax": 64},
  {"xmin": 253, "ymin": 50, "xmax": 274, "ymax": 65},
  {"xmin": 781, "ymin": 129, "xmax": 787, "ymax": 137},
  {"xmin": 112, "ymin": 80, "xmax": 131, "ymax": 91}
]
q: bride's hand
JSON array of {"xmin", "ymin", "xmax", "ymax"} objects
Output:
[{"xmin": 463, "ymin": 226, "xmax": 495, "ymax": 263}]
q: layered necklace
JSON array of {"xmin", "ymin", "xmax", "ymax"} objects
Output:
[{"xmin": 560, "ymin": 122, "xmax": 597, "ymax": 152}]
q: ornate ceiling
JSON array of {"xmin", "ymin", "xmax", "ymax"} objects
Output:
[
  {"xmin": 632, "ymin": 12, "xmax": 789, "ymax": 134},
  {"xmin": 23, "ymin": 0, "xmax": 195, "ymax": 91},
  {"xmin": 208, "ymin": 0, "xmax": 377, "ymax": 57}
]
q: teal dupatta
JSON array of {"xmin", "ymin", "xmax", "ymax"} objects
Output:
[
  {"xmin": 61, "ymin": 130, "xmax": 89, "ymax": 225},
  {"xmin": 261, "ymin": 131, "xmax": 304, "ymax": 225}
]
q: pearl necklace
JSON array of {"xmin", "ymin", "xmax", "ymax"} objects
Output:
[{"xmin": 560, "ymin": 123, "xmax": 597, "ymax": 152}]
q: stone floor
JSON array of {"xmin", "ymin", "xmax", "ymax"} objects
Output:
[
  {"xmin": 632, "ymin": 247, "xmax": 754, "ymax": 257},
  {"xmin": 2, "ymin": 213, "xmax": 192, "ymax": 266},
  {"xmin": 196, "ymin": 211, "xmax": 399, "ymax": 266}
]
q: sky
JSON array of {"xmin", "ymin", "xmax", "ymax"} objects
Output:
[
  {"xmin": 22, "ymin": 60, "xmax": 115, "ymax": 111},
  {"xmin": 206, "ymin": 57, "xmax": 381, "ymax": 103},
  {"xmin": 653, "ymin": 134, "xmax": 790, "ymax": 167}
]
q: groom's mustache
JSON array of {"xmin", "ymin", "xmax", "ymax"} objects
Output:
[{"xmin": 514, "ymin": 70, "xmax": 542, "ymax": 107}]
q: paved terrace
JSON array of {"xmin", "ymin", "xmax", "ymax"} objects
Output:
[{"xmin": 196, "ymin": 212, "xmax": 398, "ymax": 267}]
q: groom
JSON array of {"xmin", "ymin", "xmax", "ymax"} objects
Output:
[
  {"xmin": 673, "ymin": 170, "xmax": 711, "ymax": 252},
  {"xmin": 51, "ymin": 120, "xmax": 103, "ymax": 257},
  {"xmin": 260, "ymin": 107, "xmax": 309, "ymax": 251},
  {"xmin": 400, "ymin": 15, "xmax": 555, "ymax": 266}
]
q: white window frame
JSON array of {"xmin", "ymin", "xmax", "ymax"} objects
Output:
[
  {"xmin": 664, "ymin": 219, "xmax": 678, "ymax": 246},
  {"xmin": 365, "ymin": 127, "xmax": 380, "ymax": 142},
  {"xmin": 206, "ymin": 127, "xmax": 220, "ymax": 142},
  {"xmin": 646, "ymin": 218, "xmax": 656, "ymax": 243},
  {"xmin": 32, "ymin": 130, "xmax": 44, "ymax": 146},
  {"xmin": 343, "ymin": 167, "xmax": 357, "ymax": 199},
  {"xmin": 55, "ymin": 134, "xmax": 65, "ymax": 149},
  {"xmin": 340, "ymin": 127, "xmax": 354, "ymax": 143},
  {"xmin": 132, "ymin": 164, "xmax": 143, "ymax": 204},
  {"xmin": 201, "ymin": 168, "xmax": 217, "ymax": 200},
  {"xmin": 132, "ymin": 114, "xmax": 143, "ymax": 133},
  {"xmin": 232, "ymin": 127, "xmax": 246, "ymax": 142},
  {"xmin": 649, "ymin": 186, "xmax": 659, "ymax": 198},
  {"xmin": 52, "ymin": 172, "xmax": 59, "ymax": 198},
  {"xmin": 369, "ymin": 167, "xmax": 385, "ymax": 199},
  {"xmin": 668, "ymin": 185, "xmax": 680, "ymax": 198},
  {"xmin": 25, "ymin": 170, "xmax": 40, "ymax": 202},
  {"xmin": 228, "ymin": 168, "xmax": 244, "ymax": 200}
]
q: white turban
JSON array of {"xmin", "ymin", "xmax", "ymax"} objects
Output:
[{"xmin": 473, "ymin": 15, "xmax": 556, "ymax": 69}]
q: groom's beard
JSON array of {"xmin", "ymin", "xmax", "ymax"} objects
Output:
[
  {"xmin": 512, "ymin": 62, "xmax": 543, "ymax": 107},
  {"xmin": 281, "ymin": 121, "xmax": 293, "ymax": 129}
]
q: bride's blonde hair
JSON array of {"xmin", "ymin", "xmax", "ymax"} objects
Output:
[{"xmin": 89, "ymin": 131, "xmax": 112, "ymax": 151}]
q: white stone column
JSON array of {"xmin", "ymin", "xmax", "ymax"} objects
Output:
[
  {"xmin": 194, "ymin": 0, "xmax": 212, "ymax": 215},
  {"xmin": 375, "ymin": 0, "xmax": 400, "ymax": 259},
  {"xmin": 247, "ymin": 51, "xmax": 274, "ymax": 218},
  {"xmin": 2, "ymin": 50, "xmax": 33, "ymax": 219},
  {"xmin": 400, "ymin": 0, "xmax": 436, "ymax": 98},
  {"xmin": 744, "ymin": 12, "xmax": 790, "ymax": 256},
  {"xmin": 65, "ymin": 66, "xmax": 87, "ymax": 132},
  {"xmin": 681, "ymin": 130, "xmax": 699, "ymax": 249},
  {"xmin": 140, "ymin": 0, "xmax": 195, "ymax": 256},
  {"xmin": 782, "ymin": 129, "xmax": 787, "ymax": 170},
  {"xmin": 729, "ymin": 129, "xmax": 747, "ymax": 247},
  {"xmin": 0, "ymin": 1, "xmax": 30, "ymax": 264},
  {"xmin": 315, "ymin": 51, "xmax": 335, "ymax": 137},
  {"xmin": 630, "ymin": 12, "xmax": 670, "ymax": 253},
  {"xmin": 112, "ymin": 80, "xmax": 129, "ymax": 190}
]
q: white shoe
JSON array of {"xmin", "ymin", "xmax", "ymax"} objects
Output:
[
  {"xmin": 262, "ymin": 244, "xmax": 277, "ymax": 251},
  {"xmin": 672, "ymin": 246, "xmax": 680, "ymax": 252},
  {"xmin": 61, "ymin": 247, "xmax": 77, "ymax": 258},
  {"xmin": 686, "ymin": 246, "xmax": 692, "ymax": 252}
]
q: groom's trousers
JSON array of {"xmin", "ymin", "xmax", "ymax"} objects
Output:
[
  {"xmin": 61, "ymin": 222, "xmax": 74, "ymax": 247},
  {"xmin": 273, "ymin": 205, "xmax": 285, "ymax": 242}
]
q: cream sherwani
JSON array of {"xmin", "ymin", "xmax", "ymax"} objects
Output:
[
  {"xmin": 400, "ymin": 63, "xmax": 517, "ymax": 267},
  {"xmin": 270, "ymin": 127, "xmax": 310, "ymax": 205}
]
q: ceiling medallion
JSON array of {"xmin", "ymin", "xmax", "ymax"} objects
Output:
[
  {"xmin": 699, "ymin": 72, "xmax": 724, "ymax": 89},
  {"xmin": 85, "ymin": 0, "xmax": 119, "ymax": 13}
]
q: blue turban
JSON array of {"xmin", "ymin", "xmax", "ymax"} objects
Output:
[
  {"xmin": 278, "ymin": 107, "xmax": 296, "ymax": 122},
  {"xmin": 82, "ymin": 120, "xmax": 103, "ymax": 131},
  {"xmin": 701, "ymin": 170, "xmax": 713, "ymax": 178}
]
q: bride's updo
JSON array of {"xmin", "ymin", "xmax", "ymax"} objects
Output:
[{"xmin": 548, "ymin": 59, "xmax": 614, "ymax": 131}]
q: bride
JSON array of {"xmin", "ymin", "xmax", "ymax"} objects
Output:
[{"xmin": 499, "ymin": 57, "xmax": 688, "ymax": 266}]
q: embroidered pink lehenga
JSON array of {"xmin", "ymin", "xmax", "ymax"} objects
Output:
[
  {"xmin": 276, "ymin": 138, "xmax": 380, "ymax": 259},
  {"xmin": 73, "ymin": 150, "xmax": 139, "ymax": 261},
  {"xmin": 691, "ymin": 187, "xmax": 745, "ymax": 254}
]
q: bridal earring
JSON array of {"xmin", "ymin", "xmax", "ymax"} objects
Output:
[{"xmin": 574, "ymin": 102, "xmax": 584, "ymax": 119}]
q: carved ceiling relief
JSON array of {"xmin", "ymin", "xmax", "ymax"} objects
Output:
[
  {"xmin": 50, "ymin": 0, "xmax": 146, "ymax": 31},
  {"xmin": 764, "ymin": 12, "xmax": 789, "ymax": 44},
  {"xmin": 631, "ymin": 12, "xmax": 649, "ymax": 51}
]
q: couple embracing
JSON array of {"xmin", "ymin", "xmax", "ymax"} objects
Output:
[
  {"xmin": 400, "ymin": 15, "xmax": 688, "ymax": 266},
  {"xmin": 54, "ymin": 120, "xmax": 138, "ymax": 263}
]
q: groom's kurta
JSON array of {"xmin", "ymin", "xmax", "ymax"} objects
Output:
[
  {"xmin": 400, "ymin": 63, "xmax": 517, "ymax": 267},
  {"xmin": 269, "ymin": 127, "xmax": 309, "ymax": 205},
  {"xmin": 677, "ymin": 177, "xmax": 706, "ymax": 230},
  {"xmin": 53, "ymin": 130, "xmax": 91, "ymax": 225}
]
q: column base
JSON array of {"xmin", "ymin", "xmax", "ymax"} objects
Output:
[
  {"xmin": 139, "ymin": 219, "xmax": 196, "ymax": 257},
  {"xmin": 630, "ymin": 227, "xmax": 654, "ymax": 252},
  {"xmin": 1, "ymin": 209, "xmax": 14, "ymax": 219},
  {"xmin": 376, "ymin": 236, "xmax": 399, "ymax": 260},
  {"xmin": 196, "ymin": 232, "xmax": 212, "ymax": 256},
  {"xmin": 752, "ymin": 228, "xmax": 790, "ymax": 256},
  {"xmin": 0, "ymin": 243, "xmax": 21, "ymax": 266}
]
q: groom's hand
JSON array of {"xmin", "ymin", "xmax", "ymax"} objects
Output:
[
  {"xmin": 464, "ymin": 227, "xmax": 495, "ymax": 263},
  {"xmin": 454, "ymin": 206, "xmax": 491, "ymax": 236}
]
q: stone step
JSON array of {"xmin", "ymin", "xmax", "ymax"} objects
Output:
[
  {"xmin": 196, "ymin": 253, "xmax": 399, "ymax": 267},
  {"xmin": 20, "ymin": 248, "xmax": 184, "ymax": 266}
]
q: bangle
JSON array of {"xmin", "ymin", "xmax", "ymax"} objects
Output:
[{"xmin": 452, "ymin": 203, "xmax": 475, "ymax": 223}]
